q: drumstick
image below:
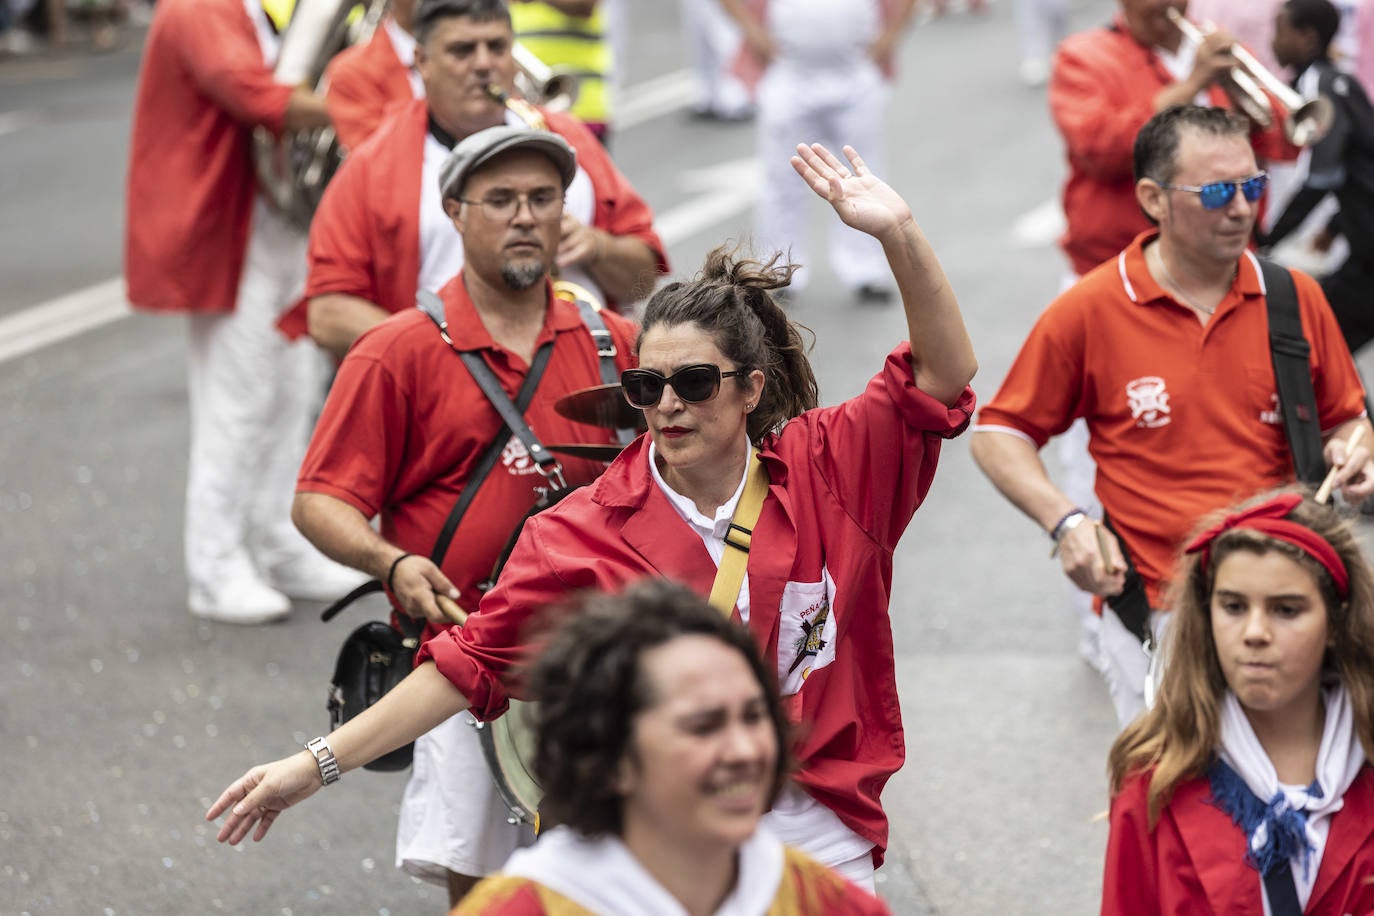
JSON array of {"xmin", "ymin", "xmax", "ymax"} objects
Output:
[
  {"xmin": 1315, "ymin": 425, "xmax": 1366, "ymax": 504},
  {"xmin": 1094, "ymin": 523, "xmax": 1117, "ymax": 576},
  {"xmin": 435, "ymin": 593, "xmax": 469, "ymax": 626}
]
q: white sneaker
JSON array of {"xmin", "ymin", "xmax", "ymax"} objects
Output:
[
  {"xmin": 1018, "ymin": 58, "xmax": 1050, "ymax": 88},
  {"xmin": 265, "ymin": 551, "xmax": 371, "ymax": 602},
  {"xmin": 189, "ymin": 574, "xmax": 291, "ymax": 625}
]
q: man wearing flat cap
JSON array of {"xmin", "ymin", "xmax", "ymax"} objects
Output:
[
  {"xmin": 291, "ymin": 126, "xmax": 641, "ymax": 906},
  {"xmin": 278, "ymin": 0, "xmax": 666, "ymax": 358}
]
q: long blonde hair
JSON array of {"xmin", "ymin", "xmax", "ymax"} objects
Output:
[{"xmin": 1106, "ymin": 488, "xmax": 1374, "ymax": 824}]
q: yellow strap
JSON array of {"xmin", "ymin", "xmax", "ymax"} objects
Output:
[{"xmin": 707, "ymin": 449, "xmax": 769, "ymax": 617}]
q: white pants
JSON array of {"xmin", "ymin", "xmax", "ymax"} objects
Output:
[
  {"xmin": 755, "ymin": 57, "xmax": 890, "ymax": 292},
  {"xmin": 1098, "ymin": 607, "xmax": 1169, "ymax": 727},
  {"xmin": 679, "ymin": 0, "xmax": 753, "ymax": 116},
  {"xmin": 1013, "ymin": 0, "xmax": 1068, "ymax": 63},
  {"xmin": 396, "ymin": 712, "xmax": 534, "ymax": 884},
  {"xmin": 184, "ymin": 201, "xmax": 318, "ymax": 590}
]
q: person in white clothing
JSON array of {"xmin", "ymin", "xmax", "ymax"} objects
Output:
[{"xmin": 721, "ymin": 0, "xmax": 916, "ymax": 301}]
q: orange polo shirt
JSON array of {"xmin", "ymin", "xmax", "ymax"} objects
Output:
[{"xmin": 976, "ymin": 231, "xmax": 1365, "ymax": 606}]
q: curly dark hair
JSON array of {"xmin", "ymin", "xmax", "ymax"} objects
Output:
[
  {"xmin": 637, "ymin": 245, "xmax": 820, "ymax": 444},
  {"xmin": 525, "ymin": 580, "xmax": 792, "ymax": 837}
]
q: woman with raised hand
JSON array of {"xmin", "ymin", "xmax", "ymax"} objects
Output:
[
  {"xmin": 1103, "ymin": 489, "xmax": 1374, "ymax": 915},
  {"xmin": 207, "ymin": 141, "xmax": 977, "ymax": 891},
  {"xmin": 454, "ymin": 580, "xmax": 890, "ymax": 915}
]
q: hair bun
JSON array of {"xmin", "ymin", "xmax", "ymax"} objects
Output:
[{"xmin": 701, "ymin": 245, "xmax": 798, "ymax": 292}]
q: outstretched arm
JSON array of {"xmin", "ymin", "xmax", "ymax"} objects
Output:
[
  {"xmin": 205, "ymin": 661, "xmax": 468, "ymax": 844},
  {"xmin": 791, "ymin": 142, "xmax": 976, "ymax": 405}
]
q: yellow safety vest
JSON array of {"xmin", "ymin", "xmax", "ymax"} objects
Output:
[{"xmin": 509, "ymin": 3, "xmax": 612, "ymax": 128}]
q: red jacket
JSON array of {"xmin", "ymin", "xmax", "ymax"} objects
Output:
[
  {"xmin": 1103, "ymin": 765, "xmax": 1374, "ymax": 915},
  {"xmin": 323, "ymin": 24, "xmax": 415, "ymax": 152},
  {"xmin": 278, "ymin": 99, "xmax": 668, "ymax": 338},
  {"xmin": 419, "ymin": 343, "xmax": 976, "ymax": 865},
  {"xmin": 124, "ymin": 0, "xmax": 294, "ymax": 315},
  {"xmin": 1049, "ymin": 17, "xmax": 1294, "ymax": 276}
]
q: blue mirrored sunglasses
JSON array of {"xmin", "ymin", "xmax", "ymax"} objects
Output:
[{"xmin": 1158, "ymin": 172, "xmax": 1269, "ymax": 210}]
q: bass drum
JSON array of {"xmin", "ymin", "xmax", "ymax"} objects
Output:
[
  {"xmin": 468, "ymin": 482, "xmax": 592, "ymax": 829},
  {"xmin": 475, "ymin": 699, "xmax": 541, "ymax": 827}
]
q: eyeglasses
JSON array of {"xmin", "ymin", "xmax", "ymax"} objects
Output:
[
  {"xmin": 459, "ymin": 188, "xmax": 563, "ymax": 221},
  {"xmin": 620, "ymin": 364, "xmax": 751, "ymax": 408},
  {"xmin": 1157, "ymin": 172, "xmax": 1269, "ymax": 210}
]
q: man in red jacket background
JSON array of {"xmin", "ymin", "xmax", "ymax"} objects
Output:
[{"xmin": 124, "ymin": 0, "xmax": 368, "ymax": 624}]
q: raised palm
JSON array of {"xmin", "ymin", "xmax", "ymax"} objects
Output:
[{"xmin": 791, "ymin": 143, "xmax": 913, "ymax": 238}]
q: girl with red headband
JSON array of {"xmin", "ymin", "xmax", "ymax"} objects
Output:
[{"xmin": 1102, "ymin": 489, "xmax": 1374, "ymax": 915}]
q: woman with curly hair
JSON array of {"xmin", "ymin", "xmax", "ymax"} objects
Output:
[
  {"xmin": 1103, "ymin": 489, "xmax": 1374, "ymax": 915},
  {"xmin": 455, "ymin": 580, "xmax": 889, "ymax": 915},
  {"xmin": 208, "ymin": 140, "xmax": 977, "ymax": 892}
]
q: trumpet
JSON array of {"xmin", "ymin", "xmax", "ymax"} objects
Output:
[
  {"xmin": 1166, "ymin": 7, "xmax": 1333, "ymax": 147},
  {"xmin": 483, "ymin": 42, "xmax": 582, "ymax": 131}
]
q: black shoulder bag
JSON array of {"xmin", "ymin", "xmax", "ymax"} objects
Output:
[
  {"xmin": 1104, "ymin": 259, "xmax": 1324, "ymax": 646},
  {"xmin": 318, "ymin": 291, "xmax": 555, "ymax": 772}
]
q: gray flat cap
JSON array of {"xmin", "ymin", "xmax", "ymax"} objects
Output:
[{"xmin": 437, "ymin": 125, "xmax": 578, "ymax": 201}]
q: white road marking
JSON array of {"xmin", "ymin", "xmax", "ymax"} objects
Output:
[
  {"xmin": 656, "ymin": 156, "xmax": 760, "ymax": 246},
  {"xmin": 0, "ymin": 109, "xmax": 41, "ymax": 137},
  {"xmin": 0, "ymin": 70, "xmax": 729, "ymax": 368},
  {"xmin": 0, "ymin": 278, "xmax": 131, "ymax": 365},
  {"xmin": 616, "ymin": 69, "xmax": 693, "ymax": 129}
]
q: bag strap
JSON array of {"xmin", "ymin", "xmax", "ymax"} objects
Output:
[
  {"xmin": 1260, "ymin": 258, "xmax": 1326, "ymax": 485},
  {"xmin": 707, "ymin": 450, "xmax": 770, "ymax": 616},
  {"xmin": 571, "ymin": 295, "xmax": 635, "ymax": 446},
  {"xmin": 417, "ymin": 289, "xmax": 559, "ymax": 564},
  {"xmin": 1261, "ymin": 863, "xmax": 1304, "ymax": 916},
  {"xmin": 320, "ymin": 291, "xmax": 555, "ymax": 624}
]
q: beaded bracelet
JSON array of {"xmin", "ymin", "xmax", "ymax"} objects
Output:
[{"xmin": 386, "ymin": 552, "xmax": 417, "ymax": 592}]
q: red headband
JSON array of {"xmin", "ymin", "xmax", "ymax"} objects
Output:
[{"xmin": 1184, "ymin": 493, "xmax": 1349, "ymax": 599}]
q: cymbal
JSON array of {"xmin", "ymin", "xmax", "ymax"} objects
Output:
[
  {"xmin": 553, "ymin": 383, "xmax": 646, "ymax": 430},
  {"xmin": 545, "ymin": 443, "xmax": 625, "ymax": 461}
]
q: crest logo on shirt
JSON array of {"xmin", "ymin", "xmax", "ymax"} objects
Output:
[
  {"xmin": 501, "ymin": 435, "xmax": 541, "ymax": 476},
  {"xmin": 1261, "ymin": 393, "xmax": 1281, "ymax": 426},
  {"xmin": 1126, "ymin": 376, "xmax": 1171, "ymax": 429}
]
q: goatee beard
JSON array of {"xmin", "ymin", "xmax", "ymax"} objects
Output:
[{"xmin": 501, "ymin": 260, "xmax": 546, "ymax": 291}]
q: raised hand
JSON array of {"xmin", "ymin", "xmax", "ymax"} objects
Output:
[{"xmin": 790, "ymin": 143, "xmax": 913, "ymax": 239}]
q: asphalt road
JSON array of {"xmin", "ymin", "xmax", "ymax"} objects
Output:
[{"xmin": 2, "ymin": 1, "xmax": 1323, "ymax": 913}]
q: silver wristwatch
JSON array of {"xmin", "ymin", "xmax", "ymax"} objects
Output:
[{"xmin": 305, "ymin": 736, "xmax": 341, "ymax": 786}]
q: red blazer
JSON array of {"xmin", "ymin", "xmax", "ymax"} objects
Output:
[
  {"xmin": 1049, "ymin": 17, "xmax": 1295, "ymax": 276},
  {"xmin": 323, "ymin": 24, "xmax": 415, "ymax": 152},
  {"xmin": 1103, "ymin": 765, "xmax": 1374, "ymax": 915},
  {"xmin": 124, "ymin": 0, "xmax": 294, "ymax": 315},
  {"xmin": 278, "ymin": 99, "xmax": 668, "ymax": 338},
  {"xmin": 419, "ymin": 344, "xmax": 976, "ymax": 866}
]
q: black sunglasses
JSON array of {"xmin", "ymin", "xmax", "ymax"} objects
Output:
[{"xmin": 620, "ymin": 364, "xmax": 751, "ymax": 409}]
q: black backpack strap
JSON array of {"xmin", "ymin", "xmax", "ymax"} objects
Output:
[
  {"xmin": 1260, "ymin": 258, "xmax": 1326, "ymax": 485},
  {"xmin": 416, "ymin": 288, "xmax": 558, "ymax": 567}
]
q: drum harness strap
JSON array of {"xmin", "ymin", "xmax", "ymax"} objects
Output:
[
  {"xmin": 320, "ymin": 289, "xmax": 562, "ymax": 627},
  {"xmin": 707, "ymin": 449, "xmax": 770, "ymax": 616},
  {"xmin": 1102, "ymin": 258, "xmax": 1324, "ymax": 649}
]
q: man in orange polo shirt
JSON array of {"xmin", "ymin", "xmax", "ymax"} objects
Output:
[{"xmin": 971, "ymin": 106, "xmax": 1373, "ymax": 725}]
